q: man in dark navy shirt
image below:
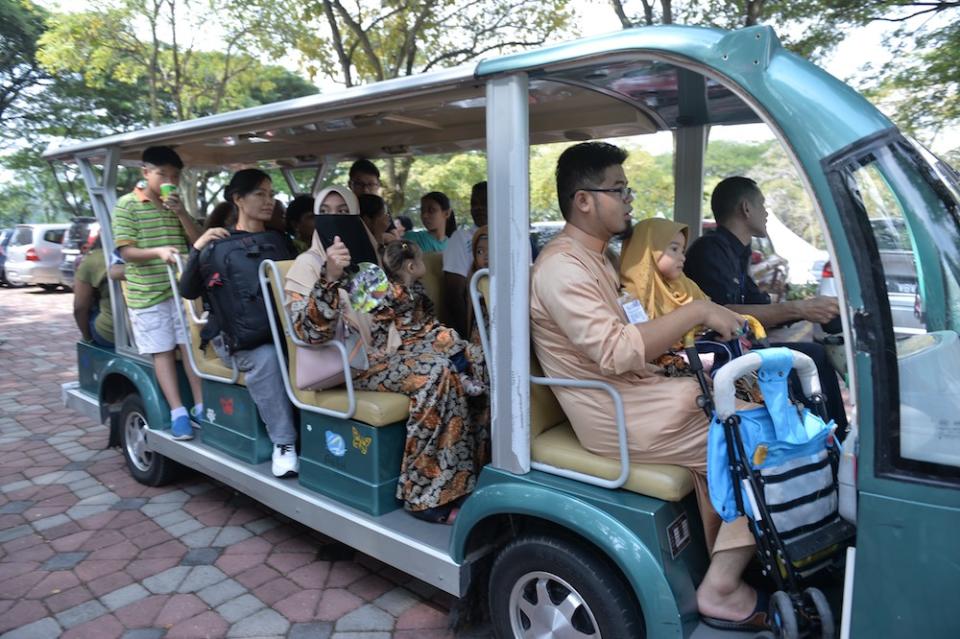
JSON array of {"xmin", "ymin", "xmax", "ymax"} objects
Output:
[{"xmin": 685, "ymin": 176, "xmax": 848, "ymax": 431}]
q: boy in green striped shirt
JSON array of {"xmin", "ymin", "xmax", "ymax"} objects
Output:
[{"xmin": 113, "ymin": 146, "xmax": 203, "ymax": 440}]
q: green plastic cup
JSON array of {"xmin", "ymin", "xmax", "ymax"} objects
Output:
[{"xmin": 160, "ymin": 183, "xmax": 178, "ymax": 201}]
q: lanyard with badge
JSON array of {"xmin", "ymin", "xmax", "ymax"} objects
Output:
[{"xmin": 618, "ymin": 290, "xmax": 649, "ymax": 324}]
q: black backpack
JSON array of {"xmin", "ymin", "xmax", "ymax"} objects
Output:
[{"xmin": 198, "ymin": 230, "xmax": 292, "ymax": 353}]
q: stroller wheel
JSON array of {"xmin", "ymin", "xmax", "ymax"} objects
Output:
[
  {"xmin": 770, "ymin": 590, "xmax": 799, "ymax": 639},
  {"xmin": 803, "ymin": 587, "xmax": 836, "ymax": 638}
]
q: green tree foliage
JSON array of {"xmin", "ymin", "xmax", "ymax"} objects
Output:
[
  {"xmin": 0, "ymin": 0, "xmax": 47, "ymax": 127},
  {"xmin": 239, "ymin": 0, "xmax": 572, "ymax": 212}
]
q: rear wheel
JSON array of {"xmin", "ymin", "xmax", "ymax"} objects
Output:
[
  {"xmin": 803, "ymin": 587, "xmax": 835, "ymax": 639},
  {"xmin": 119, "ymin": 394, "xmax": 180, "ymax": 486},
  {"xmin": 489, "ymin": 535, "xmax": 644, "ymax": 639}
]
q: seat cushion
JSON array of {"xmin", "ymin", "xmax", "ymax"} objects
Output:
[
  {"xmin": 532, "ymin": 422, "xmax": 694, "ymax": 501},
  {"xmin": 420, "ymin": 251, "xmax": 449, "ymax": 326},
  {"xmin": 303, "ymin": 389, "xmax": 410, "ymax": 427}
]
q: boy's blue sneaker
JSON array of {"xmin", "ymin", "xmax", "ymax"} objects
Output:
[{"xmin": 171, "ymin": 414, "xmax": 194, "ymax": 441}]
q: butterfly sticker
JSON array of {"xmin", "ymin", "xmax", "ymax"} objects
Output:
[{"xmin": 352, "ymin": 426, "xmax": 372, "ymax": 455}]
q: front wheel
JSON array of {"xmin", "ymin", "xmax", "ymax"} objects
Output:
[
  {"xmin": 119, "ymin": 394, "xmax": 180, "ymax": 486},
  {"xmin": 489, "ymin": 535, "xmax": 644, "ymax": 639}
]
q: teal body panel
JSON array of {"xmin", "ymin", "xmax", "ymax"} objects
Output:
[
  {"xmin": 850, "ymin": 492, "xmax": 960, "ymax": 638},
  {"xmin": 97, "ymin": 355, "xmax": 166, "ymax": 428},
  {"xmin": 77, "ymin": 341, "xmax": 116, "ymax": 396},
  {"xmin": 452, "ymin": 468, "xmax": 711, "ymax": 638},
  {"xmin": 199, "ymin": 380, "xmax": 273, "ymax": 464},
  {"xmin": 298, "ymin": 413, "xmax": 405, "ymax": 516}
]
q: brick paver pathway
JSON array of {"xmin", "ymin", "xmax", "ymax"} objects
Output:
[{"xmin": 0, "ymin": 286, "xmax": 490, "ymax": 639}]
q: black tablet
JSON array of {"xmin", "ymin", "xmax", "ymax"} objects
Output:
[{"xmin": 314, "ymin": 215, "xmax": 379, "ymax": 270}]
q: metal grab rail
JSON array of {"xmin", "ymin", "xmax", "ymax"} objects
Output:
[
  {"xmin": 165, "ymin": 255, "xmax": 240, "ymax": 384},
  {"xmin": 468, "ymin": 269, "xmax": 631, "ymax": 489},
  {"xmin": 257, "ymin": 259, "xmax": 357, "ymax": 420}
]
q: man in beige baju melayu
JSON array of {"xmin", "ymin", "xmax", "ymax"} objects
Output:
[{"xmin": 530, "ymin": 142, "xmax": 766, "ymax": 630}]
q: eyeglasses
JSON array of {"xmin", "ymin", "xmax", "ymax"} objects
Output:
[
  {"xmin": 350, "ymin": 180, "xmax": 380, "ymax": 190},
  {"xmin": 572, "ymin": 186, "xmax": 634, "ymax": 202}
]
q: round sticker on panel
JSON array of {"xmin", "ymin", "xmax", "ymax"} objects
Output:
[{"xmin": 325, "ymin": 430, "xmax": 346, "ymax": 457}]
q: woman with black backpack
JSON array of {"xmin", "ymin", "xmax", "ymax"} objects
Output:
[{"xmin": 179, "ymin": 169, "xmax": 299, "ymax": 478}]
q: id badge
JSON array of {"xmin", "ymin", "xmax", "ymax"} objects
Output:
[{"xmin": 621, "ymin": 298, "xmax": 649, "ymax": 324}]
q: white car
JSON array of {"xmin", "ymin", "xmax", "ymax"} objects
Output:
[{"xmin": 3, "ymin": 224, "xmax": 70, "ymax": 290}]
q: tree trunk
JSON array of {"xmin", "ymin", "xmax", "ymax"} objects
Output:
[
  {"xmin": 660, "ymin": 0, "xmax": 672, "ymax": 24},
  {"xmin": 383, "ymin": 157, "xmax": 412, "ymax": 215},
  {"xmin": 745, "ymin": 0, "xmax": 765, "ymax": 26}
]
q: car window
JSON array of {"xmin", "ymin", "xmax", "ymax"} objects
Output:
[
  {"xmin": 11, "ymin": 227, "xmax": 32, "ymax": 246},
  {"xmin": 43, "ymin": 229, "xmax": 65, "ymax": 244}
]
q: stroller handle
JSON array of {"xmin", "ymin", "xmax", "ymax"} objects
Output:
[{"xmin": 713, "ymin": 349, "xmax": 821, "ymax": 420}]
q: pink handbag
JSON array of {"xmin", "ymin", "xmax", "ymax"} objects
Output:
[{"xmin": 294, "ymin": 319, "xmax": 368, "ymax": 391}]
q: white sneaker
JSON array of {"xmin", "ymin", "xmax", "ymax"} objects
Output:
[{"xmin": 272, "ymin": 444, "xmax": 299, "ymax": 478}]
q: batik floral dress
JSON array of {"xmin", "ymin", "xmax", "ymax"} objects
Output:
[{"xmin": 290, "ymin": 273, "xmax": 489, "ymax": 512}]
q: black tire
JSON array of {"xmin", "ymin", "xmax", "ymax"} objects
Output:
[
  {"xmin": 804, "ymin": 587, "xmax": 835, "ymax": 639},
  {"xmin": 119, "ymin": 394, "xmax": 180, "ymax": 486},
  {"xmin": 488, "ymin": 534, "xmax": 644, "ymax": 639},
  {"xmin": 38, "ymin": 283, "xmax": 60, "ymax": 292},
  {"xmin": 770, "ymin": 590, "xmax": 799, "ymax": 639}
]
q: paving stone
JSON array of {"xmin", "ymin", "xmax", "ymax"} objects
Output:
[
  {"xmin": 0, "ymin": 616, "xmax": 61, "ymax": 639},
  {"xmin": 372, "ymin": 587, "xmax": 420, "ymax": 616},
  {"xmin": 155, "ymin": 594, "xmax": 208, "ymax": 627},
  {"xmin": 334, "ymin": 604, "xmax": 394, "ymax": 632},
  {"xmin": 217, "ymin": 594, "xmax": 266, "ymax": 624},
  {"xmin": 0, "ymin": 481, "xmax": 32, "ymax": 494},
  {"xmin": 62, "ymin": 461, "xmax": 92, "ymax": 471},
  {"xmin": 55, "ymin": 600, "xmax": 108, "ymax": 629},
  {"xmin": 110, "ymin": 497, "xmax": 147, "ymax": 511},
  {"xmin": 75, "ymin": 492, "xmax": 117, "ymax": 506},
  {"xmin": 120, "ymin": 630, "xmax": 165, "ymax": 639},
  {"xmin": 178, "ymin": 565, "xmax": 227, "ymax": 593},
  {"xmin": 182, "ymin": 482, "xmax": 215, "ymax": 495},
  {"xmin": 73, "ymin": 486, "xmax": 109, "ymax": 500},
  {"xmin": 164, "ymin": 519, "xmax": 204, "ymax": 537},
  {"xmin": 41, "ymin": 551, "xmax": 88, "ymax": 571},
  {"xmin": 0, "ymin": 524, "xmax": 33, "ymax": 544},
  {"xmin": 142, "ymin": 566, "xmax": 191, "ymax": 594},
  {"xmin": 32, "ymin": 513, "xmax": 71, "ymax": 531},
  {"xmin": 197, "ymin": 578, "xmax": 247, "ymax": 608},
  {"xmin": 329, "ymin": 633, "xmax": 390, "ymax": 639},
  {"xmin": 211, "ymin": 526, "xmax": 252, "ymax": 547},
  {"xmin": 101, "ymin": 583, "xmax": 150, "ymax": 611},
  {"xmin": 148, "ymin": 489, "xmax": 191, "ymax": 503},
  {"xmin": 152, "ymin": 509, "xmax": 192, "ymax": 527},
  {"xmin": 165, "ymin": 611, "xmax": 229, "ymax": 639},
  {"xmin": 226, "ymin": 608, "xmax": 290, "ymax": 637},
  {"xmin": 288, "ymin": 622, "xmax": 333, "ymax": 639},
  {"xmin": 140, "ymin": 502, "xmax": 183, "ymax": 517},
  {"xmin": 181, "ymin": 547, "xmax": 222, "ymax": 566},
  {"xmin": 0, "ymin": 500, "xmax": 33, "ymax": 514},
  {"xmin": 243, "ymin": 518, "xmax": 279, "ymax": 535}
]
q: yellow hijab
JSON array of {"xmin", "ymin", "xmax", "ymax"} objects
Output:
[{"xmin": 619, "ymin": 217, "xmax": 707, "ymax": 320}]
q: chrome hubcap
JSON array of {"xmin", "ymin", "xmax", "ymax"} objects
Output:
[
  {"xmin": 124, "ymin": 410, "xmax": 152, "ymax": 472},
  {"xmin": 509, "ymin": 571, "xmax": 600, "ymax": 639}
]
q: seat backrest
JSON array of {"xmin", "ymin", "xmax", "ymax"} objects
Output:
[
  {"xmin": 420, "ymin": 251, "xmax": 450, "ymax": 326},
  {"xmin": 266, "ymin": 259, "xmax": 318, "ymax": 405},
  {"xmin": 472, "ymin": 271, "xmax": 567, "ymax": 438}
]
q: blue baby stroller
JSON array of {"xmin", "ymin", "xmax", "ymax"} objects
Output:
[{"xmin": 685, "ymin": 328, "xmax": 856, "ymax": 639}]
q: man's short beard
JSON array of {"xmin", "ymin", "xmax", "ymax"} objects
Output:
[{"xmin": 614, "ymin": 219, "xmax": 634, "ymax": 241}]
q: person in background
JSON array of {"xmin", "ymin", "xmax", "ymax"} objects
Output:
[
  {"xmin": 73, "ymin": 238, "xmax": 124, "ymax": 348},
  {"xmin": 466, "ymin": 225, "xmax": 489, "ymax": 345},
  {"xmin": 684, "ymin": 176, "xmax": 848, "ymax": 431},
  {"xmin": 205, "ymin": 201, "xmax": 237, "ymax": 231},
  {"xmin": 285, "ymin": 195, "xmax": 316, "ymax": 254},
  {"xmin": 267, "ymin": 199, "xmax": 287, "ymax": 234},
  {"xmin": 405, "ymin": 191, "xmax": 456, "ymax": 253},
  {"xmin": 396, "ymin": 215, "xmax": 414, "ymax": 236},
  {"xmin": 442, "ymin": 181, "xmax": 487, "ymax": 335},
  {"xmin": 358, "ymin": 194, "xmax": 394, "ymax": 248},
  {"xmin": 348, "ymin": 159, "xmax": 382, "ymax": 197},
  {"xmin": 112, "ymin": 145, "xmax": 203, "ymax": 441}
]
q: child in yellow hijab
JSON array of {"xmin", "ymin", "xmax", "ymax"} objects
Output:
[{"xmin": 620, "ymin": 218, "xmax": 762, "ymax": 403}]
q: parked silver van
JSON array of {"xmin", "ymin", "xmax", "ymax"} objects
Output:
[{"xmin": 4, "ymin": 223, "xmax": 70, "ymax": 290}]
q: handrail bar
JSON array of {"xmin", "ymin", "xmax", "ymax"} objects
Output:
[
  {"xmin": 257, "ymin": 259, "xmax": 357, "ymax": 420},
  {"xmin": 469, "ymin": 269, "xmax": 630, "ymax": 489},
  {"xmin": 165, "ymin": 256, "xmax": 239, "ymax": 384}
]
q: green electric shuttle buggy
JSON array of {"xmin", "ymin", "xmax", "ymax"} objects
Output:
[{"xmin": 50, "ymin": 24, "xmax": 960, "ymax": 639}]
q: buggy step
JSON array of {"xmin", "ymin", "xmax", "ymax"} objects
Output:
[{"xmin": 785, "ymin": 517, "xmax": 856, "ymax": 563}]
